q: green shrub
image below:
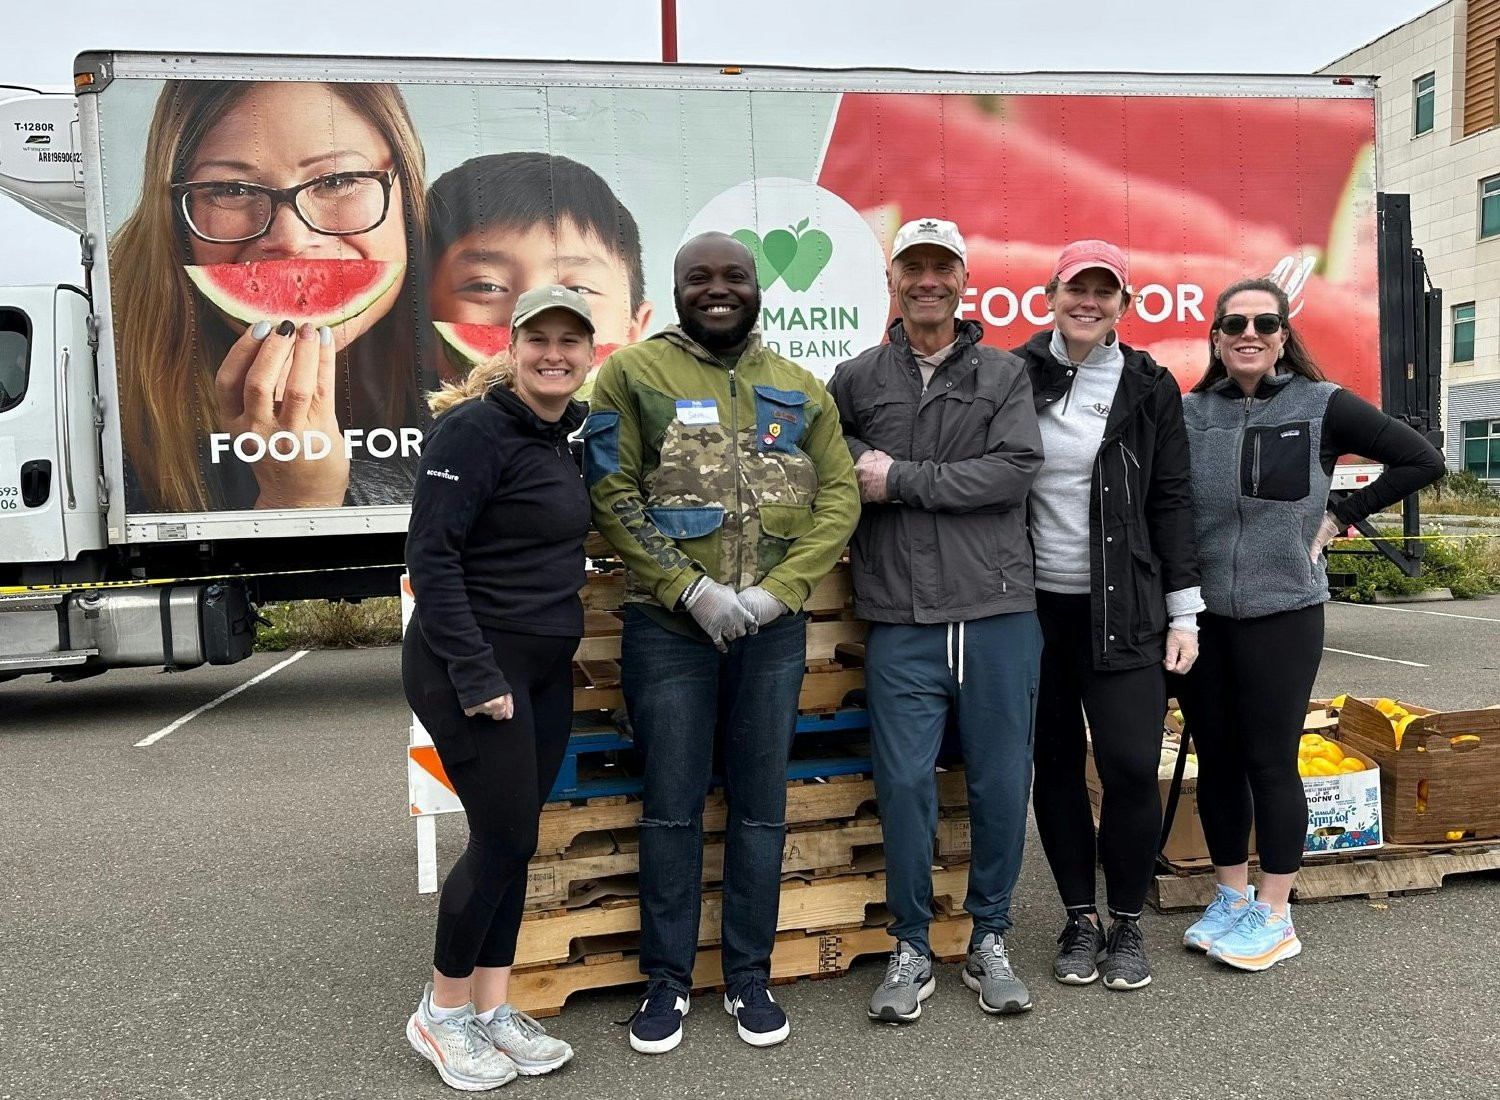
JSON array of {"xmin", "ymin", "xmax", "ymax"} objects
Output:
[
  {"xmin": 1432, "ymin": 468, "xmax": 1500, "ymax": 503},
  {"xmin": 1330, "ymin": 534, "xmax": 1500, "ymax": 603},
  {"xmin": 255, "ymin": 598, "xmax": 402, "ymax": 651}
]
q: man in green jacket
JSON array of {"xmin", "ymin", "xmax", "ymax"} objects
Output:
[{"xmin": 583, "ymin": 232, "xmax": 859, "ymax": 1055}]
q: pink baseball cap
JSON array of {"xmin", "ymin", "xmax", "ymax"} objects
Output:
[{"xmin": 1052, "ymin": 240, "xmax": 1129, "ymax": 288}]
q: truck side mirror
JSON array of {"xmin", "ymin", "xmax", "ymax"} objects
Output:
[{"xmin": 20, "ymin": 458, "xmax": 51, "ymax": 507}]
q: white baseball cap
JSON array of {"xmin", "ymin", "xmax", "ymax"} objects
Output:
[{"xmin": 890, "ymin": 218, "xmax": 967, "ymax": 265}]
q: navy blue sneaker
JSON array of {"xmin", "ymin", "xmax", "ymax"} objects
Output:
[
  {"xmin": 723, "ymin": 974, "xmax": 790, "ymax": 1048},
  {"xmin": 627, "ymin": 983, "xmax": 690, "ymax": 1054}
]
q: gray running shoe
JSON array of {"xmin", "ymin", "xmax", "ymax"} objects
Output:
[
  {"xmin": 867, "ymin": 940, "xmax": 936, "ymax": 1023},
  {"xmin": 1101, "ymin": 917, "xmax": 1152, "ymax": 990},
  {"xmin": 962, "ymin": 933, "xmax": 1033, "ymax": 1014},
  {"xmin": 405, "ymin": 983, "xmax": 519, "ymax": 1091},
  {"xmin": 482, "ymin": 1005, "xmax": 574, "ymax": 1075},
  {"xmin": 1053, "ymin": 912, "xmax": 1106, "ymax": 985}
]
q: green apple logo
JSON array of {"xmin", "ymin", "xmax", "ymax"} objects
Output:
[{"xmin": 732, "ymin": 218, "xmax": 834, "ymax": 292}]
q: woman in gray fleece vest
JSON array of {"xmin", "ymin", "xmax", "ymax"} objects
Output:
[
  {"xmin": 1017, "ymin": 241, "xmax": 1204, "ymax": 994},
  {"xmin": 1178, "ymin": 277, "xmax": 1443, "ymax": 973}
]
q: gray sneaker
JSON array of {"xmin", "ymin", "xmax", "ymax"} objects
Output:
[
  {"xmin": 405, "ymin": 983, "xmax": 519, "ymax": 1091},
  {"xmin": 1053, "ymin": 912, "xmax": 1106, "ymax": 985},
  {"xmin": 962, "ymin": 933, "xmax": 1033, "ymax": 1014},
  {"xmin": 481, "ymin": 1005, "xmax": 574, "ymax": 1075},
  {"xmin": 1101, "ymin": 917, "xmax": 1152, "ymax": 990},
  {"xmin": 867, "ymin": 940, "xmax": 936, "ymax": 1023}
]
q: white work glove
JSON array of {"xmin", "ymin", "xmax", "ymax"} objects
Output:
[
  {"xmin": 683, "ymin": 576, "xmax": 758, "ymax": 652},
  {"xmin": 1310, "ymin": 511, "xmax": 1343, "ymax": 563},
  {"xmin": 737, "ymin": 585, "xmax": 788, "ymax": 627}
]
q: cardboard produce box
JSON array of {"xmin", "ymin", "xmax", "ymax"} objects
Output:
[
  {"xmin": 1301, "ymin": 745, "xmax": 1383, "ymax": 853},
  {"xmin": 1335, "ymin": 697, "xmax": 1500, "ymax": 844}
]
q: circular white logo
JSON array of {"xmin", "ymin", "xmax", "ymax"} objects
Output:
[{"xmin": 682, "ymin": 178, "xmax": 888, "ymax": 380}]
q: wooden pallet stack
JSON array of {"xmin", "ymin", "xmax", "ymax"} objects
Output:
[{"xmin": 506, "ymin": 563, "xmax": 975, "ymax": 1017}]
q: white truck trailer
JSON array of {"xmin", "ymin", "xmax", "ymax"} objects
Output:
[{"xmin": 0, "ymin": 54, "xmax": 1439, "ymax": 680}]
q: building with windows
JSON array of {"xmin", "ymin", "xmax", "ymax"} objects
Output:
[{"xmin": 1322, "ymin": 0, "xmax": 1500, "ymax": 480}]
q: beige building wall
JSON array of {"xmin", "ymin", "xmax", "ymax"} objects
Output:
[{"xmin": 1322, "ymin": 0, "xmax": 1500, "ymax": 477}]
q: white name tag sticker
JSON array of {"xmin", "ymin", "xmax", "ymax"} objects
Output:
[{"xmin": 675, "ymin": 399, "xmax": 719, "ymax": 425}]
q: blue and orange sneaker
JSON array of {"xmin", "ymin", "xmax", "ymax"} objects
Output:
[
  {"xmin": 1183, "ymin": 883, "xmax": 1256, "ymax": 952},
  {"xmin": 1207, "ymin": 901, "xmax": 1302, "ymax": 971}
]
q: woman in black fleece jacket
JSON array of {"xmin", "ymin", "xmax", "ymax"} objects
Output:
[{"xmin": 401, "ymin": 286, "xmax": 593, "ymax": 1089}]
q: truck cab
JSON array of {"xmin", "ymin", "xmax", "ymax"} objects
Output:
[{"xmin": 1, "ymin": 87, "xmax": 255, "ymax": 678}]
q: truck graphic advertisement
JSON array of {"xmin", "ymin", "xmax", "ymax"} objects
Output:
[{"xmin": 82, "ymin": 67, "xmax": 1377, "ymax": 517}]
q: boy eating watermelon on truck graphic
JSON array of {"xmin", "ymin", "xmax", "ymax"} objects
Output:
[{"xmin": 425, "ymin": 152, "xmax": 654, "ymax": 401}]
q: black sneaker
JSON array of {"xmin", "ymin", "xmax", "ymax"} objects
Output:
[
  {"xmin": 626, "ymin": 983, "xmax": 690, "ymax": 1054},
  {"xmin": 1102, "ymin": 917, "xmax": 1152, "ymax": 990},
  {"xmin": 723, "ymin": 974, "xmax": 790, "ymax": 1048},
  {"xmin": 1054, "ymin": 911, "xmax": 1106, "ymax": 985}
]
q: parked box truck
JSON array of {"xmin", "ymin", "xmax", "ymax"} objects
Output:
[{"xmin": 0, "ymin": 54, "xmax": 1438, "ymax": 679}]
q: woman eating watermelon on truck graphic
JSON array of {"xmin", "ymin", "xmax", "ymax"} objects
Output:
[
  {"xmin": 425, "ymin": 152, "xmax": 653, "ymax": 402},
  {"xmin": 111, "ymin": 79, "xmax": 429, "ymax": 513}
]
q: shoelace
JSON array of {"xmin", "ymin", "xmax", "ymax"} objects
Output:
[
  {"xmin": 978, "ymin": 940, "xmax": 1015, "ymax": 980},
  {"xmin": 1107, "ymin": 919, "xmax": 1144, "ymax": 957},
  {"xmin": 1206, "ymin": 891, "xmax": 1239, "ymax": 921},
  {"xmin": 447, "ymin": 1014, "xmax": 496, "ymax": 1056},
  {"xmin": 1232, "ymin": 904, "xmax": 1270, "ymax": 935},
  {"xmin": 1057, "ymin": 915, "xmax": 1098, "ymax": 953},
  {"xmin": 503, "ymin": 1008, "xmax": 549, "ymax": 1040},
  {"xmin": 730, "ymin": 974, "xmax": 770, "ymax": 1008},
  {"xmin": 615, "ymin": 984, "xmax": 681, "ymax": 1027},
  {"xmin": 882, "ymin": 950, "xmax": 922, "ymax": 988}
]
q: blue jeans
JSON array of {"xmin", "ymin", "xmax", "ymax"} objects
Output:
[
  {"xmin": 865, "ymin": 612, "xmax": 1042, "ymax": 956},
  {"xmin": 621, "ymin": 605, "xmax": 807, "ymax": 992}
]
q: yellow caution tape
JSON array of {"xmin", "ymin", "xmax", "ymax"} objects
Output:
[{"xmin": 1332, "ymin": 532, "xmax": 1500, "ymax": 543}]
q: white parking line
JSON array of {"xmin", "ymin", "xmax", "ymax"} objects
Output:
[
  {"xmin": 1338, "ymin": 603, "xmax": 1500, "ymax": 624},
  {"xmin": 1323, "ymin": 646, "xmax": 1429, "ymax": 668},
  {"xmin": 134, "ymin": 650, "xmax": 309, "ymax": 747}
]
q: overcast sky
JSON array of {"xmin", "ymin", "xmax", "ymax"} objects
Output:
[{"xmin": 0, "ymin": 0, "xmax": 1437, "ymax": 286}]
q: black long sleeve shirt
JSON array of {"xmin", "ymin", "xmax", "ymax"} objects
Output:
[
  {"xmin": 1320, "ymin": 389, "xmax": 1445, "ymax": 526},
  {"xmin": 405, "ymin": 385, "xmax": 589, "ymax": 709}
]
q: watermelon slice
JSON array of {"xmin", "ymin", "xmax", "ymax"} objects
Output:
[
  {"xmin": 432, "ymin": 320, "xmax": 619, "ymax": 367},
  {"xmin": 433, "ymin": 321, "xmax": 510, "ymax": 365},
  {"xmin": 184, "ymin": 258, "xmax": 405, "ymax": 328}
]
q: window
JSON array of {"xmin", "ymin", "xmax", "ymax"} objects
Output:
[
  {"xmin": 1453, "ymin": 303, "xmax": 1476, "ymax": 362},
  {"xmin": 1484, "ymin": 176, "xmax": 1500, "ymax": 239},
  {"xmin": 0, "ymin": 309, "xmax": 31, "ymax": 415},
  {"xmin": 1461, "ymin": 419, "xmax": 1500, "ymax": 479},
  {"xmin": 1414, "ymin": 72, "xmax": 1435, "ymax": 135}
]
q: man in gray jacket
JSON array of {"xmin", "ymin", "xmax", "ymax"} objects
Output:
[{"xmin": 827, "ymin": 218, "xmax": 1044, "ymax": 1023}]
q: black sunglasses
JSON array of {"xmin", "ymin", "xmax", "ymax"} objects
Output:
[{"xmin": 1217, "ymin": 312, "xmax": 1284, "ymax": 337}]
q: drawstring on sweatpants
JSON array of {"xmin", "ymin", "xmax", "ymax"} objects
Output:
[{"xmin": 945, "ymin": 621, "xmax": 967, "ymax": 687}]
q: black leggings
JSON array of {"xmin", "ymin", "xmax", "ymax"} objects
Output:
[
  {"xmin": 1032, "ymin": 591, "xmax": 1167, "ymax": 919},
  {"xmin": 402, "ymin": 622, "xmax": 577, "ymax": 977},
  {"xmin": 1177, "ymin": 604, "xmax": 1325, "ymax": 876}
]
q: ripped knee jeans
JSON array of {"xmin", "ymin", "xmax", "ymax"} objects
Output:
[{"xmin": 620, "ymin": 605, "xmax": 806, "ymax": 988}]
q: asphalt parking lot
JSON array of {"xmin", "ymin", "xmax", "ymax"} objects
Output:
[{"xmin": 3, "ymin": 597, "xmax": 1498, "ymax": 1100}]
